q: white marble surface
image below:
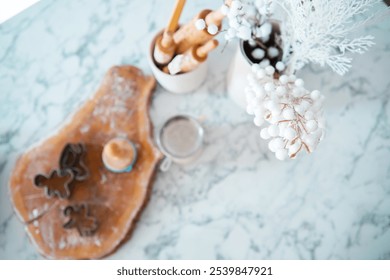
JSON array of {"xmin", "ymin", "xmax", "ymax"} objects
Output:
[{"xmin": 1, "ymin": 0, "xmax": 390, "ymax": 260}]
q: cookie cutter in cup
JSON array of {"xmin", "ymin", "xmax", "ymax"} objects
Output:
[{"xmin": 157, "ymin": 115, "xmax": 205, "ymax": 171}]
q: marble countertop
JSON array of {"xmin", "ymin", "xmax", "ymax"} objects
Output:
[{"xmin": 1, "ymin": 0, "xmax": 390, "ymax": 260}]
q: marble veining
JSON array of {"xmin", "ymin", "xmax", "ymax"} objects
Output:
[{"xmin": 1, "ymin": 0, "xmax": 390, "ymax": 259}]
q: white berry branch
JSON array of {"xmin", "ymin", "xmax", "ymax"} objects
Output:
[{"xmin": 246, "ymin": 63, "xmax": 325, "ymax": 160}]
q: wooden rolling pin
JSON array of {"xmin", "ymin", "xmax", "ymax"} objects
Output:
[
  {"xmin": 167, "ymin": 39, "xmax": 219, "ymax": 75},
  {"xmin": 173, "ymin": 10, "xmax": 218, "ymax": 54},
  {"xmin": 173, "ymin": 0, "xmax": 231, "ymax": 54},
  {"xmin": 154, "ymin": 0, "xmax": 186, "ymax": 65}
]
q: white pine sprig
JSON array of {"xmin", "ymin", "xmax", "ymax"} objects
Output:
[
  {"xmin": 276, "ymin": 0, "xmax": 379, "ymax": 75},
  {"xmin": 246, "ymin": 63, "xmax": 326, "ymax": 160}
]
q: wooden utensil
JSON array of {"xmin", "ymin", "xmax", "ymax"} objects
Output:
[
  {"xmin": 173, "ymin": 0, "xmax": 231, "ymax": 54},
  {"xmin": 168, "ymin": 39, "xmax": 219, "ymax": 74},
  {"xmin": 153, "ymin": 0, "xmax": 186, "ymax": 65}
]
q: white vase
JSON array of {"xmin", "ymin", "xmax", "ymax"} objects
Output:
[
  {"xmin": 227, "ymin": 40, "xmax": 253, "ymax": 109},
  {"xmin": 227, "ymin": 21, "xmax": 283, "ymax": 109}
]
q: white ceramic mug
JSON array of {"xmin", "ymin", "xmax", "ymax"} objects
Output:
[{"xmin": 147, "ymin": 30, "xmax": 208, "ymax": 94}]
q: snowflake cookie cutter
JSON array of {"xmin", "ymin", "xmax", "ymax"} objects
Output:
[
  {"xmin": 34, "ymin": 169, "xmax": 75, "ymax": 200},
  {"xmin": 63, "ymin": 204, "xmax": 99, "ymax": 237}
]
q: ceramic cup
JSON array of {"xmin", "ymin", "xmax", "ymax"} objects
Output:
[
  {"xmin": 156, "ymin": 115, "xmax": 204, "ymax": 171},
  {"xmin": 147, "ymin": 30, "xmax": 208, "ymax": 94}
]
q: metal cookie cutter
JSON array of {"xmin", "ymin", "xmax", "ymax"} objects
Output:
[
  {"xmin": 63, "ymin": 204, "xmax": 99, "ymax": 237},
  {"xmin": 156, "ymin": 115, "xmax": 205, "ymax": 171},
  {"xmin": 33, "ymin": 142, "xmax": 89, "ymax": 199},
  {"xmin": 34, "ymin": 169, "xmax": 75, "ymax": 200},
  {"xmin": 59, "ymin": 143, "xmax": 89, "ymax": 181}
]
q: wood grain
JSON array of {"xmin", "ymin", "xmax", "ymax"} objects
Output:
[{"xmin": 9, "ymin": 65, "xmax": 163, "ymax": 259}]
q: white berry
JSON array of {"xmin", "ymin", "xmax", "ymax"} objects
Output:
[
  {"xmin": 311, "ymin": 90, "xmax": 321, "ymax": 100},
  {"xmin": 288, "ymin": 141, "xmax": 301, "ymax": 156},
  {"xmin": 289, "ymin": 75, "xmax": 296, "ymax": 82},
  {"xmin": 295, "ymin": 79, "xmax": 304, "ymax": 87},
  {"xmin": 271, "ymin": 137, "xmax": 285, "ymax": 149},
  {"xmin": 294, "ymin": 104, "xmax": 305, "ymax": 115},
  {"xmin": 207, "ymin": 24, "xmax": 219, "ymax": 35},
  {"xmin": 261, "ymin": 35, "xmax": 270, "ymax": 43},
  {"xmin": 229, "ymin": 17, "xmax": 240, "ymax": 29},
  {"xmin": 265, "ymin": 65, "xmax": 275, "ymax": 76},
  {"xmin": 284, "ymin": 127, "xmax": 297, "ymax": 140},
  {"xmin": 256, "ymin": 68, "xmax": 266, "ymax": 79},
  {"xmin": 275, "ymin": 149, "xmax": 288, "ymax": 160},
  {"xmin": 248, "ymin": 73, "xmax": 256, "ymax": 84},
  {"xmin": 292, "ymin": 87, "xmax": 303, "ymax": 98},
  {"xmin": 248, "ymin": 39, "xmax": 257, "ymax": 47},
  {"xmin": 246, "ymin": 104, "xmax": 255, "ymax": 115},
  {"xmin": 195, "ymin": 19, "xmax": 206, "ymax": 30},
  {"xmin": 268, "ymin": 124, "xmax": 279, "ymax": 137},
  {"xmin": 259, "ymin": 59, "xmax": 270, "ymax": 68},
  {"xmin": 250, "ymin": 97, "xmax": 261, "ymax": 107},
  {"xmin": 278, "ymin": 122, "xmax": 288, "ymax": 137},
  {"xmin": 259, "ymin": 22, "xmax": 272, "ymax": 38},
  {"xmin": 268, "ymin": 140, "xmax": 277, "ymax": 152},
  {"xmin": 268, "ymin": 47, "xmax": 279, "ymax": 58},
  {"xmin": 252, "ymin": 48, "xmax": 265, "ymax": 60},
  {"xmin": 264, "ymin": 82, "xmax": 275, "ymax": 92},
  {"xmin": 279, "ymin": 75, "xmax": 289, "ymax": 84},
  {"xmin": 254, "ymin": 106, "xmax": 265, "ymax": 117},
  {"xmin": 306, "ymin": 120, "xmax": 318, "ymax": 132},
  {"xmin": 243, "ymin": 5, "xmax": 258, "ymax": 18},
  {"xmin": 276, "ymin": 86, "xmax": 287, "ymax": 96},
  {"xmin": 267, "ymin": 100, "xmax": 279, "ymax": 112},
  {"xmin": 275, "ymin": 61, "xmax": 285, "ymax": 71},
  {"xmin": 254, "ymin": 116, "xmax": 265, "ymax": 127},
  {"xmin": 227, "ymin": 27, "xmax": 237, "ymax": 37},
  {"xmin": 304, "ymin": 110, "xmax": 315, "ymax": 120},
  {"xmin": 260, "ymin": 127, "xmax": 270, "ymax": 139},
  {"xmin": 231, "ymin": 0, "xmax": 242, "ymax": 11},
  {"xmin": 282, "ymin": 108, "xmax": 295, "ymax": 120},
  {"xmin": 254, "ymin": 85, "xmax": 265, "ymax": 98},
  {"xmin": 303, "ymin": 134, "xmax": 317, "ymax": 148},
  {"xmin": 237, "ymin": 25, "xmax": 251, "ymax": 40}
]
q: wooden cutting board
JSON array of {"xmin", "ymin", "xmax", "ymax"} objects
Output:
[{"xmin": 9, "ymin": 65, "xmax": 163, "ymax": 259}]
